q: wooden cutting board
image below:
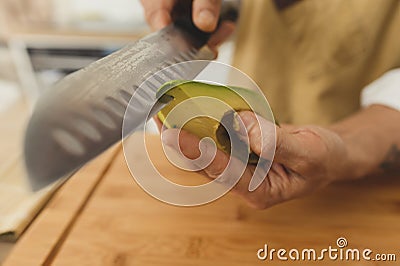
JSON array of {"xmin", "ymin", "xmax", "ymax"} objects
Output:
[
  {"xmin": 0, "ymin": 100, "xmax": 63, "ymax": 242},
  {"xmin": 4, "ymin": 133, "xmax": 400, "ymax": 265}
]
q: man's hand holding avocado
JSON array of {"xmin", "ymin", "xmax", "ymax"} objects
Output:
[
  {"xmin": 159, "ymin": 106, "xmax": 347, "ymax": 210},
  {"xmin": 160, "ymin": 104, "xmax": 400, "ymax": 209},
  {"xmin": 142, "ymin": 0, "xmax": 400, "ymax": 209}
]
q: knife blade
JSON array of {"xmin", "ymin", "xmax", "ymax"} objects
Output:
[{"xmin": 24, "ymin": 0, "xmax": 240, "ymax": 190}]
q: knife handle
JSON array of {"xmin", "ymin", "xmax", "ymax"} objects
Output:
[{"xmin": 171, "ymin": 0, "xmax": 241, "ymax": 48}]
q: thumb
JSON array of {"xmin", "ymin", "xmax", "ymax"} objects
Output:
[{"xmin": 238, "ymin": 111, "xmax": 308, "ymax": 169}]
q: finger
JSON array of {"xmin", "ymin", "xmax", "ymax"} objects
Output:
[
  {"xmin": 192, "ymin": 0, "xmax": 222, "ymax": 32},
  {"xmin": 153, "ymin": 116, "xmax": 163, "ymax": 133},
  {"xmin": 162, "ymin": 129, "xmax": 260, "ymax": 198},
  {"xmin": 141, "ymin": 0, "xmax": 176, "ymax": 30},
  {"xmin": 161, "ymin": 128, "xmax": 284, "ymax": 209},
  {"xmin": 207, "ymin": 20, "xmax": 236, "ymax": 53},
  {"xmin": 151, "ymin": 10, "xmax": 172, "ymax": 30},
  {"xmin": 237, "ymin": 111, "xmax": 276, "ymax": 159},
  {"xmin": 162, "ymin": 129, "xmax": 230, "ymax": 178},
  {"xmin": 238, "ymin": 111, "xmax": 309, "ymax": 170}
]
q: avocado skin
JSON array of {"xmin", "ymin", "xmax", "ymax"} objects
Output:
[{"xmin": 157, "ymin": 80, "xmax": 274, "ymax": 165}]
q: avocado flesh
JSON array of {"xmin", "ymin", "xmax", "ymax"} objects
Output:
[{"xmin": 156, "ymin": 80, "xmax": 273, "ymax": 164}]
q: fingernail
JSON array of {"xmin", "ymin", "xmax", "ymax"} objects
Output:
[
  {"xmin": 197, "ymin": 9, "xmax": 216, "ymax": 30},
  {"xmin": 232, "ymin": 112, "xmax": 247, "ymax": 139}
]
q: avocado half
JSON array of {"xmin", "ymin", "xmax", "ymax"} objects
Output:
[{"xmin": 156, "ymin": 80, "xmax": 274, "ymax": 164}]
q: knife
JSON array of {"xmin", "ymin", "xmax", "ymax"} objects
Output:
[{"xmin": 24, "ymin": 0, "xmax": 240, "ymax": 190}]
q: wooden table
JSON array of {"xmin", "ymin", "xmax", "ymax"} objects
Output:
[{"xmin": 4, "ymin": 134, "xmax": 400, "ymax": 265}]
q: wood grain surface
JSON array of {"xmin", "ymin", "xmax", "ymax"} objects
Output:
[
  {"xmin": 3, "ymin": 145, "xmax": 120, "ymax": 265},
  {"xmin": 4, "ymin": 134, "xmax": 400, "ymax": 265}
]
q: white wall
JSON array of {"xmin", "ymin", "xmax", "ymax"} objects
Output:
[{"xmin": 52, "ymin": 0, "xmax": 147, "ymax": 32}]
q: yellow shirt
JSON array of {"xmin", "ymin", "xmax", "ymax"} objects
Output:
[{"xmin": 233, "ymin": 0, "xmax": 400, "ymax": 125}]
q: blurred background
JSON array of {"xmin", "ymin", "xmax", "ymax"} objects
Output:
[
  {"xmin": 1, "ymin": 0, "xmax": 147, "ymax": 102},
  {"xmin": 0, "ymin": 0, "xmax": 234, "ymax": 262}
]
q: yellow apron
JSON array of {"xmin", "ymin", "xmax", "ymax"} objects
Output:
[{"xmin": 233, "ymin": 0, "xmax": 400, "ymax": 125}]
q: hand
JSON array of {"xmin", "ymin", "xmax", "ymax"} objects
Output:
[
  {"xmin": 140, "ymin": 0, "xmax": 222, "ymax": 32},
  {"xmin": 161, "ymin": 111, "xmax": 351, "ymax": 209}
]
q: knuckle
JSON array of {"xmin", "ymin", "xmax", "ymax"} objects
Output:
[{"xmin": 204, "ymin": 163, "xmax": 226, "ymax": 178}]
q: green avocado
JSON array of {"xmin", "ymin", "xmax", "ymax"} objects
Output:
[{"xmin": 156, "ymin": 80, "xmax": 274, "ymax": 164}]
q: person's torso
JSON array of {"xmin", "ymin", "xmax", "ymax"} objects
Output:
[{"xmin": 233, "ymin": 0, "xmax": 400, "ymax": 125}]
